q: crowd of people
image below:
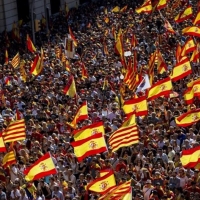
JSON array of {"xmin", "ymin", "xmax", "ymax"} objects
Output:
[{"xmin": 0, "ymin": 0, "xmax": 200, "ymax": 199}]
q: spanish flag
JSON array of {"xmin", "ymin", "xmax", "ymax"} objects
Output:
[
  {"xmin": 157, "ymin": 50, "xmax": 167, "ymax": 74},
  {"xmin": 180, "ymin": 146, "xmax": 200, "ymax": 168},
  {"xmin": 3, "ymin": 119, "xmax": 26, "ymax": 143},
  {"xmin": 181, "ymin": 38, "xmax": 196, "ymax": 57},
  {"xmin": 2, "ymin": 151, "xmax": 16, "ymax": 168},
  {"xmin": 147, "ymin": 77, "xmax": 172, "ymax": 100},
  {"xmin": 99, "ymin": 180, "xmax": 131, "ymax": 200},
  {"xmin": 170, "ymin": 57, "xmax": 192, "ymax": 82},
  {"xmin": 79, "ymin": 62, "xmax": 88, "ymax": 79},
  {"xmin": 71, "ymin": 133, "xmax": 107, "ymax": 162},
  {"xmin": 5, "ymin": 50, "xmax": 8, "ymax": 65},
  {"xmin": 164, "ymin": 20, "xmax": 176, "ymax": 34},
  {"xmin": 69, "ymin": 26, "xmax": 78, "ymax": 47},
  {"xmin": 193, "ymin": 10, "xmax": 200, "ymax": 25},
  {"xmin": 68, "ymin": 101, "xmax": 88, "ymax": 129},
  {"xmin": 187, "ymin": 78, "xmax": 200, "ymax": 88},
  {"xmin": 174, "ymin": 6, "xmax": 193, "ymax": 23},
  {"xmin": 115, "ymin": 34, "xmax": 124, "ymax": 58},
  {"xmin": 63, "ymin": 75, "xmax": 76, "ymax": 97},
  {"xmin": 111, "ymin": 6, "xmax": 120, "ymax": 13},
  {"xmin": 30, "ymin": 55, "xmax": 42, "ymax": 76},
  {"xmin": 26, "ymin": 34, "xmax": 36, "ymax": 53},
  {"xmin": 182, "ymin": 26, "xmax": 200, "ymax": 38},
  {"xmin": 0, "ymin": 133, "xmax": 6, "ymax": 152},
  {"xmin": 135, "ymin": 0, "xmax": 152, "ymax": 14},
  {"xmin": 65, "ymin": 59, "xmax": 71, "ymax": 72},
  {"xmin": 5, "ymin": 77, "xmax": 11, "ymax": 86},
  {"xmin": 109, "ymin": 124, "xmax": 139, "ymax": 152},
  {"xmin": 184, "ymin": 88, "xmax": 194, "ymax": 105},
  {"xmin": 87, "ymin": 170, "xmax": 116, "ymax": 194},
  {"xmin": 190, "ymin": 44, "xmax": 200, "ymax": 63},
  {"xmin": 24, "ymin": 153, "xmax": 57, "ymax": 181},
  {"xmin": 175, "ymin": 109, "xmax": 200, "ymax": 127},
  {"xmin": 121, "ymin": 114, "xmax": 136, "ymax": 127},
  {"xmin": 123, "ymin": 96, "xmax": 148, "ymax": 116},
  {"xmin": 73, "ymin": 122, "xmax": 104, "ymax": 141},
  {"xmin": 19, "ymin": 60, "xmax": 27, "ymax": 83},
  {"xmin": 157, "ymin": 0, "xmax": 167, "ymax": 10}
]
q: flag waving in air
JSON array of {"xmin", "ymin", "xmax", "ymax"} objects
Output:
[
  {"xmin": 135, "ymin": 0, "xmax": 152, "ymax": 14},
  {"xmin": 63, "ymin": 75, "xmax": 76, "ymax": 98},
  {"xmin": 174, "ymin": 6, "xmax": 193, "ymax": 23}
]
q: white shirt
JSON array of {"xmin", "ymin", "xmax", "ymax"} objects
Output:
[{"xmin": 11, "ymin": 189, "xmax": 21, "ymax": 199}]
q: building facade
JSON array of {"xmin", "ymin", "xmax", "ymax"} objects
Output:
[{"xmin": 0, "ymin": 0, "xmax": 79, "ymax": 32}]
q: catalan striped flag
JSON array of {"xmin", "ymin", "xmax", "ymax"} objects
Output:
[
  {"xmin": 109, "ymin": 124, "xmax": 139, "ymax": 152},
  {"xmin": 11, "ymin": 52, "xmax": 20, "ymax": 68},
  {"xmin": 99, "ymin": 180, "xmax": 131, "ymax": 200},
  {"xmin": 0, "ymin": 133, "xmax": 6, "ymax": 152},
  {"xmin": 2, "ymin": 151, "xmax": 16, "ymax": 168},
  {"xmin": 2, "ymin": 119, "xmax": 26, "ymax": 143}
]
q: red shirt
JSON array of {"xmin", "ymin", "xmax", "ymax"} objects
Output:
[{"xmin": 115, "ymin": 162, "xmax": 127, "ymax": 172}]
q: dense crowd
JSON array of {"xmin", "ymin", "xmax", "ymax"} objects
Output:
[{"xmin": 0, "ymin": 0, "xmax": 200, "ymax": 199}]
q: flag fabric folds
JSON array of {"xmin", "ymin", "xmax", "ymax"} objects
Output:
[
  {"xmin": 99, "ymin": 180, "xmax": 131, "ymax": 200},
  {"xmin": 73, "ymin": 121, "xmax": 104, "ymax": 141},
  {"xmin": 190, "ymin": 44, "xmax": 200, "ymax": 63},
  {"xmin": 157, "ymin": 50, "xmax": 167, "ymax": 74},
  {"xmin": 2, "ymin": 119, "xmax": 26, "ymax": 143},
  {"xmin": 2, "ymin": 151, "xmax": 16, "ymax": 168},
  {"xmin": 19, "ymin": 60, "xmax": 27, "ymax": 82},
  {"xmin": 69, "ymin": 26, "xmax": 78, "ymax": 46},
  {"xmin": 0, "ymin": 133, "xmax": 6, "ymax": 152},
  {"xmin": 11, "ymin": 52, "xmax": 20, "ymax": 68},
  {"xmin": 87, "ymin": 170, "xmax": 116, "ymax": 194},
  {"xmin": 109, "ymin": 124, "xmax": 139, "ymax": 152},
  {"xmin": 71, "ymin": 133, "xmax": 107, "ymax": 162},
  {"xmin": 193, "ymin": 10, "xmax": 200, "ymax": 25},
  {"xmin": 182, "ymin": 26, "xmax": 200, "ymax": 37},
  {"xmin": 63, "ymin": 75, "xmax": 76, "ymax": 97},
  {"xmin": 174, "ymin": 6, "xmax": 193, "ymax": 23},
  {"xmin": 30, "ymin": 54, "xmax": 42, "ymax": 76},
  {"xmin": 175, "ymin": 109, "xmax": 200, "ymax": 127},
  {"xmin": 26, "ymin": 34, "xmax": 36, "ymax": 53},
  {"xmin": 181, "ymin": 38, "xmax": 196, "ymax": 57},
  {"xmin": 164, "ymin": 20, "xmax": 176, "ymax": 34},
  {"xmin": 170, "ymin": 57, "xmax": 192, "ymax": 82},
  {"xmin": 123, "ymin": 96, "xmax": 148, "ymax": 116},
  {"xmin": 157, "ymin": 0, "xmax": 167, "ymax": 10},
  {"xmin": 184, "ymin": 82, "xmax": 200, "ymax": 104},
  {"xmin": 111, "ymin": 6, "xmax": 120, "ymax": 13},
  {"xmin": 135, "ymin": 0, "xmax": 152, "ymax": 14},
  {"xmin": 24, "ymin": 153, "xmax": 57, "ymax": 181},
  {"xmin": 147, "ymin": 77, "xmax": 172, "ymax": 100},
  {"xmin": 68, "ymin": 101, "xmax": 88, "ymax": 128},
  {"xmin": 136, "ymin": 74, "xmax": 151, "ymax": 93},
  {"xmin": 180, "ymin": 146, "xmax": 200, "ymax": 168}
]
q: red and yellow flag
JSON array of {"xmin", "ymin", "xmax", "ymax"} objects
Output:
[
  {"xmin": 104, "ymin": 17, "xmax": 109, "ymax": 24},
  {"xmin": 135, "ymin": 0, "xmax": 152, "ymax": 14},
  {"xmin": 174, "ymin": 6, "xmax": 193, "ymax": 23},
  {"xmin": 5, "ymin": 50, "xmax": 8, "ymax": 65},
  {"xmin": 176, "ymin": 43, "xmax": 182, "ymax": 63},
  {"xmin": 147, "ymin": 77, "xmax": 172, "ymax": 100},
  {"xmin": 69, "ymin": 26, "xmax": 78, "ymax": 46},
  {"xmin": 182, "ymin": 26, "xmax": 200, "ymax": 37},
  {"xmin": 184, "ymin": 81, "xmax": 200, "ymax": 104},
  {"xmin": 111, "ymin": 6, "xmax": 120, "ymax": 13},
  {"xmin": 73, "ymin": 122, "xmax": 104, "ymax": 141},
  {"xmin": 120, "ymin": 5, "xmax": 128, "ymax": 12},
  {"xmin": 68, "ymin": 101, "xmax": 88, "ymax": 129},
  {"xmin": 63, "ymin": 75, "xmax": 76, "ymax": 97},
  {"xmin": 99, "ymin": 180, "xmax": 131, "ymax": 200},
  {"xmin": 26, "ymin": 34, "xmax": 36, "ymax": 53},
  {"xmin": 87, "ymin": 170, "xmax": 116, "ymax": 194},
  {"xmin": 123, "ymin": 96, "xmax": 148, "ymax": 116},
  {"xmin": 164, "ymin": 20, "xmax": 176, "ymax": 34},
  {"xmin": 190, "ymin": 44, "xmax": 200, "ymax": 63},
  {"xmin": 170, "ymin": 57, "xmax": 192, "ymax": 82},
  {"xmin": 115, "ymin": 34, "xmax": 124, "ymax": 57},
  {"xmin": 5, "ymin": 77, "xmax": 11, "ymax": 86},
  {"xmin": 180, "ymin": 146, "xmax": 200, "ymax": 169},
  {"xmin": 193, "ymin": 10, "xmax": 200, "ymax": 25},
  {"xmin": 109, "ymin": 124, "xmax": 139, "ymax": 152},
  {"xmin": 181, "ymin": 38, "xmax": 196, "ymax": 57},
  {"xmin": 0, "ymin": 133, "xmax": 6, "ymax": 152},
  {"xmin": 71, "ymin": 133, "xmax": 107, "ymax": 162},
  {"xmin": 2, "ymin": 119, "xmax": 26, "ymax": 143},
  {"xmin": 30, "ymin": 54, "xmax": 42, "ymax": 76},
  {"xmin": 175, "ymin": 109, "xmax": 200, "ymax": 127},
  {"xmin": 11, "ymin": 52, "xmax": 20, "ymax": 68},
  {"xmin": 78, "ymin": 62, "xmax": 88, "ymax": 79},
  {"xmin": 157, "ymin": 50, "xmax": 167, "ymax": 74},
  {"xmin": 24, "ymin": 153, "xmax": 57, "ymax": 181},
  {"xmin": 2, "ymin": 151, "xmax": 16, "ymax": 168},
  {"xmin": 131, "ymin": 34, "xmax": 138, "ymax": 47},
  {"xmin": 157, "ymin": 0, "xmax": 167, "ymax": 10},
  {"xmin": 19, "ymin": 60, "xmax": 27, "ymax": 83}
]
